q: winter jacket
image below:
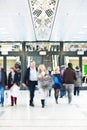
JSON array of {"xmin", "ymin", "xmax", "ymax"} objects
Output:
[
  {"xmin": 63, "ymin": 67, "xmax": 76, "ymax": 84},
  {"xmin": 74, "ymin": 71, "xmax": 82, "ymax": 87}
]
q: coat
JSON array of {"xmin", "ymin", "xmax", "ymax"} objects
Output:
[
  {"xmin": 0, "ymin": 69, "xmax": 7, "ymax": 87},
  {"xmin": 23, "ymin": 67, "xmax": 38, "ymax": 86},
  {"xmin": 63, "ymin": 67, "xmax": 76, "ymax": 84},
  {"xmin": 74, "ymin": 71, "xmax": 82, "ymax": 87},
  {"xmin": 52, "ymin": 74, "xmax": 62, "ymax": 89},
  {"xmin": 8, "ymin": 71, "xmax": 19, "ymax": 89}
]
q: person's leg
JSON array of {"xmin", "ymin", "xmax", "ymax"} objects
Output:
[
  {"xmin": 77, "ymin": 87, "xmax": 80, "ymax": 96},
  {"xmin": 14, "ymin": 97, "xmax": 17, "ymax": 105},
  {"xmin": 29, "ymin": 85, "xmax": 35, "ymax": 106},
  {"xmin": 54, "ymin": 88, "xmax": 59, "ymax": 104},
  {"xmin": 41, "ymin": 99, "xmax": 45, "ymax": 108},
  {"xmin": 49, "ymin": 89, "xmax": 51, "ymax": 97},
  {"xmin": 68, "ymin": 84, "xmax": 74, "ymax": 104},
  {"xmin": 74, "ymin": 87, "xmax": 76, "ymax": 95},
  {"xmin": 11, "ymin": 96, "xmax": 14, "ymax": 106},
  {"xmin": 1, "ymin": 86, "xmax": 4, "ymax": 106}
]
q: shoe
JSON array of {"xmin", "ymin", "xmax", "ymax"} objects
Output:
[
  {"xmin": 30, "ymin": 103, "xmax": 34, "ymax": 107},
  {"xmin": 68, "ymin": 99, "xmax": 71, "ymax": 104},
  {"xmin": 42, "ymin": 105, "xmax": 45, "ymax": 108},
  {"xmin": 56, "ymin": 100, "xmax": 58, "ymax": 104},
  {"xmin": 11, "ymin": 104, "xmax": 14, "ymax": 106}
]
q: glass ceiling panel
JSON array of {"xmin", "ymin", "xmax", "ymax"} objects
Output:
[{"xmin": 29, "ymin": 0, "xmax": 58, "ymax": 40}]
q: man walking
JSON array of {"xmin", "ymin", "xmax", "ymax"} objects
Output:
[
  {"xmin": 0, "ymin": 63, "xmax": 7, "ymax": 106},
  {"xmin": 63, "ymin": 63, "xmax": 76, "ymax": 104},
  {"xmin": 23, "ymin": 60, "xmax": 38, "ymax": 107}
]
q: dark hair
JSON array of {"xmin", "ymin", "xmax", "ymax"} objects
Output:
[{"xmin": 68, "ymin": 63, "xmax": 72, "ymax": 68}]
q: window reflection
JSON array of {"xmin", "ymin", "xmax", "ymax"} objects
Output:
[
  {"xmin": 64, "ymin": 43, "xmax": 87, "ymax": 51},
  {"xmin": 26, "ymin": 43, "xmax": 60, "ymax": 52},
  {"xmin": 0, "ymin": 43, "xmax": 22, "ymax": 52}
]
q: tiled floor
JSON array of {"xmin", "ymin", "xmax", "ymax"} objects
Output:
[{"xmin": 0, "ymin": 89, "xmax": 87, "ymax": 130}]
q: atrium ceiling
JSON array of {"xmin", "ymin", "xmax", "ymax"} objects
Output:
[{"xmin": 0, "ymin": 0, "xmax": 87, "ymax": 42}]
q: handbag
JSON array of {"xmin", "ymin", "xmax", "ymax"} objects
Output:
[{"xmin": 41, "ymin": 75, "xmax": 53, "ymax": 89}]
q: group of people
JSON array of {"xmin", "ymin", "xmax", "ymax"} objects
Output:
[
  {"xmin": 0, "ymin": 64, "xmax": 21, "ymax": 106},
  {"xmin": 0, "ymin": 60, "xmax": 82, "ymax": 108}
]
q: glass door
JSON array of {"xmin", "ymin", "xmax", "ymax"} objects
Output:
[
  {"xmin": 27, "ymin": 54, "xmax": 59, "ymax": 71},
  {"xmin": 64, "ymin": 56, "xmax": 79, "ymax": 69},
  {"xmin": 6, "ymin": 56, "xmax": 21, "ymax": 76}
]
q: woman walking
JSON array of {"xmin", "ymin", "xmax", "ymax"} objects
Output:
[
  {"xmin": 8, "ymin": 67, "xmax": 19, "ymax": 106},
  {"xmin": 52, "ymin": 66, "xmax": 62, "ymax": 104},
  {"xmin": 37, "ymin": 64, "xmax": 52, "ymax": 108},
  {"xmin": 74, "ymin": 66, "xmax": 82, "ymax": 96}
]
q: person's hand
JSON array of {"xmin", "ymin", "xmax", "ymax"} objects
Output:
[
  {"xmin": 5, "ymin": 85, "xmax": 8, "ymax": 89},
  {"xmin": 22, "ymin": 83, "xmax": 27, "ymax": 87}
]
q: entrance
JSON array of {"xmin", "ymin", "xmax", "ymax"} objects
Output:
[
  {"xmin": 64, "ymin": 56, "xmax": 79, "ymax": 68},
  {"xmin": 27, "ymin": 54, "xmax": 59, "ymax": 71},
  {"xmin": 64, "ymin": 56, "xmax": 87, "ymax": 76},
  {"xmin": 6, "ymin": 56, "xmax": 21, "ymax": 75}
]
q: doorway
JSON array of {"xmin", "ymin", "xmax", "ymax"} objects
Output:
[
  {"xmin": 26, "ymin": 54, "xmax": 59, "ymax": 71},
  {"xmin": 6, "ymin": 56, "xmax": 21, "ymax": 76},
  {"xmin": 64, "ymin": 56, "xmax": 79, "ymax": 69}
]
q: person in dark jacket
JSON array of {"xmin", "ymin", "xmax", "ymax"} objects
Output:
[
  {"xmin": 0, "ymin": 64, "xmax": 7, "ymax": 106},
  {"xmin": 22, "ymin": 60, "xmax": 38, "ymax": 107},
  {"xmin": 8, "ymin": 67, "xmax": 19, "ymax": 106},
  {"xmin": 63, "ymin": 63, "xmax": 76, "ymax": 104}
]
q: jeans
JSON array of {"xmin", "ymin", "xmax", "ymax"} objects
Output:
[
  {"xmin": 0, "ymin": 86, "xmax": 4, "ymax": 104},
  {"xmin": 74, "ymin": 87, "xmax": 80, "ymax": 96},
  {"xmin": 65, "ymin": 84, "xmax": 74, "ymax": 104}
]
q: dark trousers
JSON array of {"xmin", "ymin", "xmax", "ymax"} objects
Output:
[
  {"xmin": 11, "ymin": 96, "xmax": 17, "ymax": 106},
  {"xmin": 74, "ymin": 87, "xmax": 80, "ymax": 96},
  {"xmin": 0, "ymin": 86, "xmax": 4, "ymax": 105},
  {"xmin": 28, "ymin": 81, "xmax": 36, "ymax": 105}
]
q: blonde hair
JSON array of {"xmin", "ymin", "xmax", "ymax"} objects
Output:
[
  {"xmin": 53, "ymin": 66, "xmax": 60, "ymax": 74},
  {"xmin": 38, "ymin": 64, "xmax": 46, "ymax": 73}
]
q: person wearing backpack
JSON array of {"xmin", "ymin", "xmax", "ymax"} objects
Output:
[{"xmin": 52, "ymin": 66, "xmax": 62, "ymax": 104}]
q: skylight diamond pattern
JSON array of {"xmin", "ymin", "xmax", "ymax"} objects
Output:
[{"xmin": 29, "ymin": 0, "xmax": 58, "ymax": 40}]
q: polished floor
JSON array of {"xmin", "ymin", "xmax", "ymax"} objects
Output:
[{"xmin": 0, "ymin": 89, "xmax": 87, "ymax": 130}]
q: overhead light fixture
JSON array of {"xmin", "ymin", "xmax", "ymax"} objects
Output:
[
  {"xmin": 39, "ymin": 51, "xmax": 46, "ymax": 55},
  {"xmin": 77, "ymin": 51, "xmax": 84, "ymax": 55}
]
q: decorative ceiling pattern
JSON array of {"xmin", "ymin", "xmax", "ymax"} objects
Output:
[
  {"xmin": 29, "ymin": 0, "xmax": 58, "ymax": 40},
  {"xmin": 0, "ymin": 0, "xmax": 87, "ymax": 41}
]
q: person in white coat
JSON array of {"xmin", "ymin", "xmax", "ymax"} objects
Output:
[
  {"xmin": 37, "ymin": 64, "xmax": 50, "ymax": 108},
  {"xmin": 74, "ymin": 66, "xmax": 82, "ymax": 96}
]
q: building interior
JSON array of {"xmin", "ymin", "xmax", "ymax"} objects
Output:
[{"xmin": 0, "ymin": 1, "xmax": 87, "ymax": 129}]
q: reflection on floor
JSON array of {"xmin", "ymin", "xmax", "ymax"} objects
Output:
[{"xmin": 0, "ymin": 89, "xmax": 87, "ymax": 130}]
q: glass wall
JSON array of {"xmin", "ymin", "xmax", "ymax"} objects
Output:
[
  {"xmin": 25, "ymin": 42, "xmax": 60, "ymax": 52},
  {"xmin": 63, "ymin": 43, "xmax": 87, "ymax": 51},
  {"xmin": 0, "ymin": 43, "xmax": 22, "ymax": 54}
]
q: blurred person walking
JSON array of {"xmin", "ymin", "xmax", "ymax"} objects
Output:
[
  {"xmin": 37, "ymin": 64, "xmax": 52, "ymax": 108},
  {"xmin": 23, "ymin": 60, "xmax": 38, "ymax": 107},
  {"xmin": 0, "ymin": 63, "xmax": 7, "ymax": 106},
  {"xmin": 63, "ymin": 63, "xmax": 76, "ymax": 104},
  {"xmin": 8, "ymin": 67, "xmax": 19, "ymax": 106},
  {"xmin": 74, "ymin": 66, "xmax": 82, "ymax": 96},
  {"xmin": 52, "ymin": 66, "xmax": 62, "ymax": 104}
]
